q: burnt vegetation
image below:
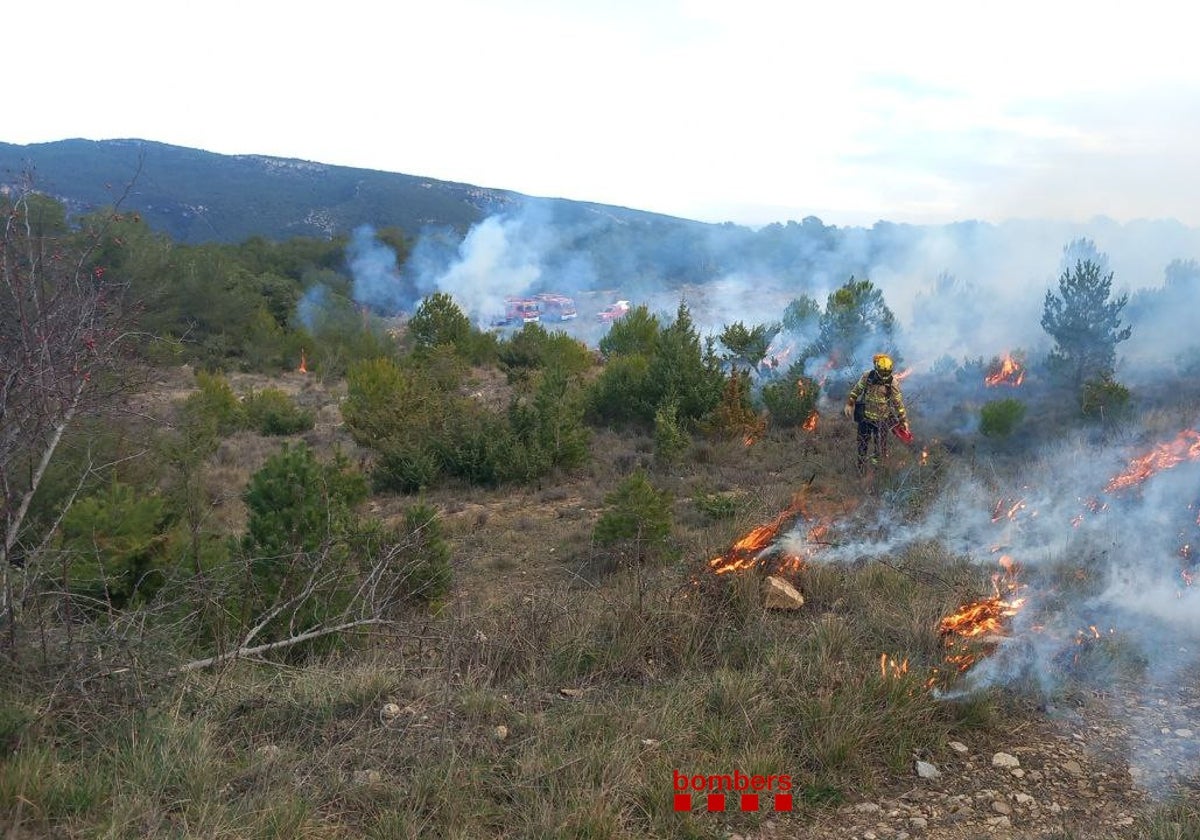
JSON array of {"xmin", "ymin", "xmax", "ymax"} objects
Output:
[{"xmin": 2, "ymin": 176, "xmax": 1200, "ymax": 839}]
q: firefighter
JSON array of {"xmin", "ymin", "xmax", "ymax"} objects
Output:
[{"xmin": 843, "ymin": 353, "xmax": 908, "ymax": 471}]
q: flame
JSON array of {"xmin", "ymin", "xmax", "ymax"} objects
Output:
[
  {"xmin": 1105, "ymin": 429, "xmax": 1200, "ymax": 493},
  {"xmin": 880, "ymin": 653, "xmax": 909, "ymax": 679},
  {"xmin": 894, "ymin": 368, "xmax": 913, "ymax": 382},
  {"xmin": 984, "ymin": 353, "xmax": 1025, "ymax": 387},
  {"xmin": 708, "ymin": 496, "xmax": 809, "ymax": 575},
  {"xmin": 298, "ymin": 350, "xmax": 308, "ymax": 374},
  {"xmin": 935, "ymin": 555, "xmax": 1026, "ymax": 673},
  {"xmin": 802, "ymin": 411, "xmax": 818, "ymax": 432}
]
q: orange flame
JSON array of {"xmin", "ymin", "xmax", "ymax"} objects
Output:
[
  {"xmin": 709, "ymin": 497, "xmax": 809, "ymax": 575},
  {"xmin": 298, "ymin": 350, "xmax": 308, "ymax": 374},
  {"xmin": 880, "ymin": 653, "xmax": 909, "ymax": 679},
  {"xmin": 802, "ymin": 411, "xmax": 818, "ymax": 432},
  {"xmin": 984, "ymin": 353, "xmax": 1024, "ymax": 387},
  {"xmin": 935, "ymin": 555, "xmax": 1026, "ymax": 673},
  {"xmin": 1105, "ymin": 429, "xmax": 1200, "ymax": 493}
]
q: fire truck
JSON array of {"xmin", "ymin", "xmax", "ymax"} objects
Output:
[
  {"xmin": 597, "ymin": 300, "xmax": 631, "ymax": 323},
  {"xmin": 534, "ymin": 293, "xmax": 578, "ymax": 321},
  {"xmin": 492, "ymin": 297, "xmax": 541, "ymax": 326}
]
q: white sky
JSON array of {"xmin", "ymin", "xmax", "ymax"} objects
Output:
[{"xmin": 8, "ymin": 0, "xmax": 1199, "ymax": 228}]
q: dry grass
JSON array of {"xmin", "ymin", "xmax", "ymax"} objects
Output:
[{"xmin": 4, "ymin": 373, "xmax": 1197, "ymax": 839}]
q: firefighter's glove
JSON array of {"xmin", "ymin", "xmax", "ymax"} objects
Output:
[{"xmin": 843, "ymin": 403, "xmax": 854, "ymax": 420}]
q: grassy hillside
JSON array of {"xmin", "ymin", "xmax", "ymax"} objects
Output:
[{"xmin": 0, "ymin": 139, "xmax": 689, "ymax": 244}]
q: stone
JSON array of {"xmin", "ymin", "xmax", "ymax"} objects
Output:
[
  {"xmin": 380, "ymin": 702, "xmax": 402, "ymax": 722},
  {"xmin": 915, "ymin": 760, "xmax": 941, "ymax": 779},
  {"xmin": 1062, "ymin": 760, "xmax": 1083, "ymax": 776},
  {"xmin": 992, "ymin": 800, "xmax": 1013, "ymax": 816},
  {"xmin": 352, "ymin": 769, "xmax": 382, "ymax": 784},
  {"xmin": 762, "ymin": 575, "xmax": 805, "ymax": 609},
  {"xmin": 948, "ymin": 741, "xmax": 969, "ymax": 755},
  {"xmin": 493, "ymin": 725, "xmax": 509, "ymax": 741},
  {"xmin": 991, "ymin": 752, "xmax": 1020, "ymax": 769}
]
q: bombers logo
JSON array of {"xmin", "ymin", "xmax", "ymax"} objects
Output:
[{"xmin": 672, "ymin": 768, "xmax": 794, "ymax": 812}]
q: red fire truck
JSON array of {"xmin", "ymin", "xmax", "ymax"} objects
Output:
[{"xmin": 534, "ymin": 293, "xmax": 578, "ymax": 321}]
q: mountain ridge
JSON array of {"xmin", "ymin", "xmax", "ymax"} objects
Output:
[{"xmin": 0, "ymin": 138, "xmax": 699, "ymax": 244}]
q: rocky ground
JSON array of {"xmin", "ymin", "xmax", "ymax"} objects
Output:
[{"xmin": 733, "ymin": 680, "xmax": 1200, "ymax": 840}]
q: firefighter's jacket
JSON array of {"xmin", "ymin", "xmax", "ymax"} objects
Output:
[{"xmin": 847, "ymin": 371, "xmax": 906, "ymax": 424}]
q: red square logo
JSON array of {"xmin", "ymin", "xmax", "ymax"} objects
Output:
[
  {"xmin": 673, "ymin": 793, "xmax": 691, "ymax": 812},
  {"xmin": 707, "ymin": 793, "xmax": 726, "ymax": 812},
  {"xmin": 740, "ymin": 793, "xmax": 760, "ymax": 811},
  {"xmin": 774, "ymin": 793, "xmax": 794, "ymax": 812}
]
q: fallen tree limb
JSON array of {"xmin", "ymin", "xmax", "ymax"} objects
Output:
[{"xmin": 174, "ymin": 618, "xmax": 393, "ymax": 673}]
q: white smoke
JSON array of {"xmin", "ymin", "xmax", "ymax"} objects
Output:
[{"xmin": 778, "ymin": 426, "xmax": 1200, "ymax": 793}]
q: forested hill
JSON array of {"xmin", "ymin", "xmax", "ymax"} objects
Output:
[{"xmin": 0, "ymin": 138, "xmax": 694, "ymax": 244}]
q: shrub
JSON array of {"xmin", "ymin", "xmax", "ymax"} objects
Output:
[
  {"xmin": 585, "ymin": 354, "xmax": 655, "ymax": 427},
  {"xmin": 593, "ymin": 470, "xmax": 675, "ymax": 567},
  {"xmin": 187, "ymin": 370, "xmax": 245, "ymax": 436},
  {"xmin": 242, "ymin": 388, "xmax": 315, "ymax": 436},
  {"xmin": 390, "ymin": 502, "xmax": 452, "ymax": 605},
  {"xmin": 372, "ymin": 445, "xmax": 442, "ymax": 494},
  {"xmin": 1079, "ymin": 375, "xmax": 1132, "ymax": 423},
  {"xmin": 760, "ymin": 367, "xmax": 819, "ymax": 428},
  {"xmin": 62, "ymin": 481, "xmax": 170, "ymax": 609},
  {"xmin": 979, "ymin": 398, "xmax": 1027, "ymax": 438},
  {"xmin": 653, "ymin": 400, "xmax": 690, "ymax": 465}
]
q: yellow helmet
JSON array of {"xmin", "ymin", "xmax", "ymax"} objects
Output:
[{"xmin": 873, "ymin": 353, "xmax": 894, "ymax": 376}]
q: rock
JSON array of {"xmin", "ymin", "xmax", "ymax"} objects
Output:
[
  {"xmin": 854, "ymin": 802, "xmax": 882, "ymax": 813},
  {"xmin": 1015, "ymin": 793, "xmax": 1035, "ymax": 806},
  {"xmin": 1175, "ymin": 728, "xmax": 1194, "ymax": 738},
  {"xmin": 1062, "ymin": 759, "xmax": 1083, "ymax": 776},
  {"xmin": 915, "ymin": 760, "xmax": 941, "ymax": 779},
  {"xmin": 762, "ymin": 575, "xmax": 805, "ymax": 609},
  {"xmin": 1010, "ymin": 768, "xmax": 1025, "ymax": 779},
  {"xmin": 559, "ymin": 687, "xmax": 585, "ymax": 699},
  {"xmin": 991, "ymin": 752, "xmax": 1020, "ymax": 769},
  {"xmin": 909, "ymin": 816, "xmax": 928, "ymax": 830},
  {"xmin": 255, "ymin": 744, "xmax": 281, "ymax": 761},
  {"xmin": 493, "ymin": 725, "xmax": 509, "ymax": 741},
  {"xmin": 992, "ymin": 800, "xmax": 1013, "ymax": 815},
  {"xmin": 380, "ymin": 702, "xmax": 402, "ymax": 722},
  {"xmin": 987, "ymin": 816, "xmax": 1012, "ymax": 828},
  {"xmin": 948, "ymin": 741, "xmax": 970, "ymax": 755},
  {"xmin": 352, "ymin": 769, "xmax": 382, "ymax": 784}
]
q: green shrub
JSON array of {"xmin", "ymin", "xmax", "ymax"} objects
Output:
[
  {"xmin": 653, "ymin": 400, "xmax": 690, "ymax": 465},
  {"xmin": 979, "ymin": 398, "xmax": 1026, "ymax": 438},
  {"xmin": 372, "ymin": 445, "xmax": 442, "ymax": 494},
  {"xmin": 343, "ymin": 357, "xmax": 441, "ymax": 448},
  {"xmin": 242, "ymin": 388, "xmax": 315, "ymax": 436},
  {"xmin": 585, "ymin": 354, "xmax": 655, "ymax": 427},
  {"xmin": 242, "ymin": 443, "xmax": 367, "ymax": 560},
  {"xmin": 593, "ymin": 470, "xmax": 675, "ymax": 567},
  {"xmin": 1079, "ymin": 375, "xmax": 1132, "ymax": 423},
  {"xmin": 61, "ymin": 481, "xmax": 170, "ymax": 609},
  {"xmin": 187, "ymin": 370, "xmax": 245, "ymax": 435},
  {"xmin": 692, "ymin": 488, "xmax": 739, "ymax": 520},
  {"xmin": 392, "ymin": 502, "xmax": 452, "ymax": 605},
  {"xmin": 760, "ymin": 366, "xmax": 819, "ymax": 428}
]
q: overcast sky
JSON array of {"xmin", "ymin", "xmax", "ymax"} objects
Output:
[{"xmin": 9, "ymin": 0, "xmax": 1198, "ymax": 228}]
